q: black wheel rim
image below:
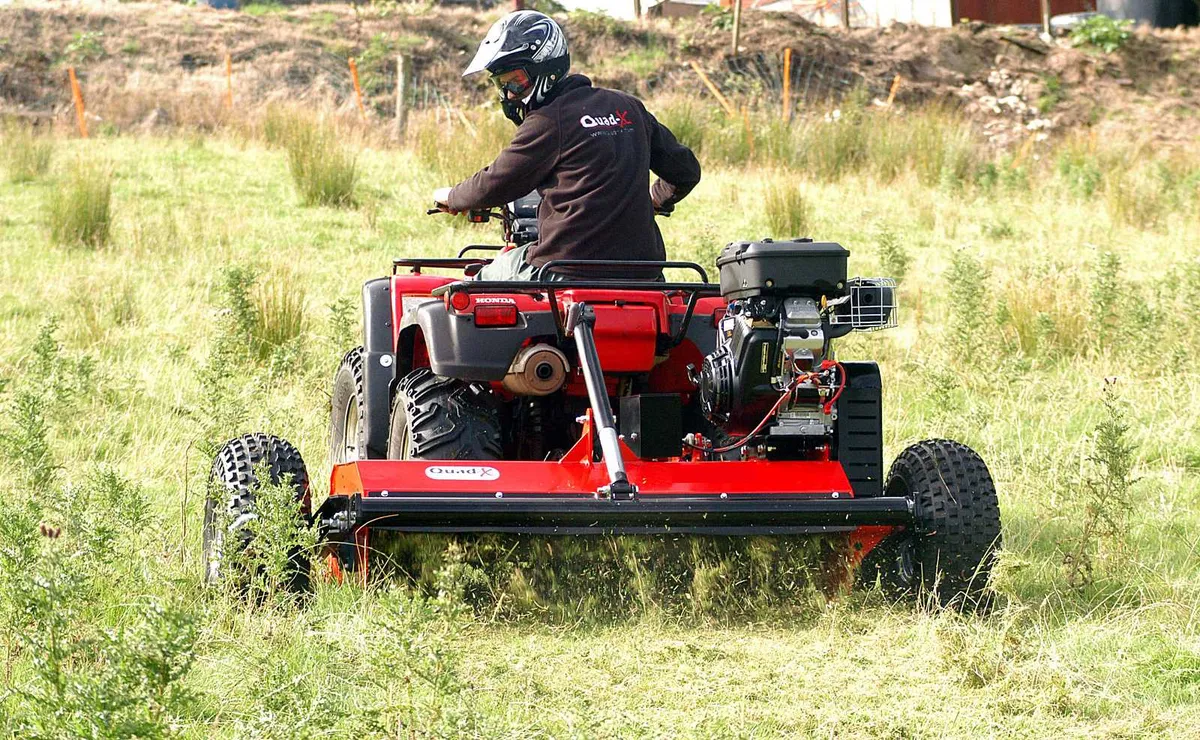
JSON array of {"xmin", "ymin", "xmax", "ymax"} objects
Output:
[
  {"xmin": 337, "ymin": 396, "xmax": 360, "ymax": 464},
  {"xmin": 885, "ymin": 472, "xmax": 919, "ymax": 586}
]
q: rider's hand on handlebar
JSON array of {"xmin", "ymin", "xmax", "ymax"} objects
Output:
[{"xmin": 432, "ymin": 187, "xmax": 461, "ymax": 215}]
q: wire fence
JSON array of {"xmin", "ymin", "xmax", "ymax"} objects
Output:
[
  {"xmin": 40, "ymin": 44, "xmax": 889, "ymax": 140},
  {"xmin": 722, "ymin": 50, "xmax": 881, "ymax": 112}
]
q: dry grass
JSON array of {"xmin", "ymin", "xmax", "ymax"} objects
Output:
[
  {"xmin": 1, "ymin": 121, "xmax": 54, "ymax": 183},
  {"xmin": 253, "ymin": 277, "xmax": 307, "ymax": 361},
  {"xmin": 46, "ymin": 159, "xmax": 112, "ymax": 248},
  {"xmin": 763, "ymin": 180, "xmax": 812, "ymax": 238},
  {"xmin": 409, "ymin": 110, "xmax": 513, "ymax": 183},
  {"xmin": 280, "ymin": 113, "xmax": 359, "ymax": 207}
]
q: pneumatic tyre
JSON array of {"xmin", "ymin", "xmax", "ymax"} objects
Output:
[
  {"xmin": 387, "ymin": 367, "xmax": 502, "ymax": 460},
  {"xmin": 203, "ymin": 433, "xmax": 311, "ymax": 594},
  {"xmin": 329, "ymin": 347, "xmax": 368, "ymax": 466},
  {"xmin": 859, "ymin": 439, "xmax": 1002, "ymax": 610}
]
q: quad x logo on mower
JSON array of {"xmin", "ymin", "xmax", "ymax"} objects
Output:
[
  {"xmin": 425, "ymin": 465, "xmax": 501, "ymax": 481},
  {"xmin": 580, "ymin": 110, "xmax": 632, "ymax": 129}
]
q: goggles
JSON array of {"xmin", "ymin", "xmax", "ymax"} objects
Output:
[{"xmin": 491, "ymin": 68, "xmax": 533, "ymax": 99}]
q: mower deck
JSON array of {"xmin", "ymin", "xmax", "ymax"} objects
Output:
[{"xmin": 318, "ymin": 438, "xmax": 913, "ymax": 537}]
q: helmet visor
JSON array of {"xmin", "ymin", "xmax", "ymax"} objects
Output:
[{"xmin": 491, "ymin": 68, "xmax": 533, "ymax": 99}]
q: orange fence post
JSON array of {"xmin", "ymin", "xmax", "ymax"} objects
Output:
[
  {"xmin": 885, "ymin": 74, "xmax": 902, "ymax": 107},
  {"xmin": 68, "ymin": 67, "xmax": 88, "ymax": 138},
  {"xmin": 782, "ymin": 47, "xmax": 792, "ymax": 123},
  {"xmin": 348, "ymin": 57, "xmax": 366, "ymax": 119},
  {"xmin": 225, "ymin": 53, "xmax": 234, "ymax": 110}
]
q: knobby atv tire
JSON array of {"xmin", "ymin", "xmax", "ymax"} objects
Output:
[
  {"xmin": 203, "ymin": 433, "xmax": 311, "ymax": 594},
  {"xmin": 859, "ymin": 439, "xmax": 1002, "ymax": 610},
  {"xmin": 387, "ymin": 368, "xmax": 502, "ymax": 460},
  {"xmin": 330, "ymin": 347, "xmax": 369, "ymax": 465}
]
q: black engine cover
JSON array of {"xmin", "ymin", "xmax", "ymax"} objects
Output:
[{"xmin": 699, "ymin": 314, "xmax": 780, "ymax": 430}]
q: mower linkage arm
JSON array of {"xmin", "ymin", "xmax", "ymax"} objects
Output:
[{"xmin": 565, "ymin": 302, "xmax": 637, "ymax": 501}]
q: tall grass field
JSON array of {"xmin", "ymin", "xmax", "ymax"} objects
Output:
[{"xmin": 1, "ymin": 101, "xmax": 1199, "ymax": 737}]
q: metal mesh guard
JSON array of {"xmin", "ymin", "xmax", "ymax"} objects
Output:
[{"xmin": 829, "ymin": 277, "xmax": 898, "ymax": 331}]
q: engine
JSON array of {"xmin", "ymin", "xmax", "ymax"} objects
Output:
[{"xmin": 698, "ymin": 238, "xmax": 896, "ymax": 449}]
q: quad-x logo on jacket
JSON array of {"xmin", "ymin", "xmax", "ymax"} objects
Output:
[{"xmin": 580, "ymin": 110, "xmax": 632, "ymax": 129}]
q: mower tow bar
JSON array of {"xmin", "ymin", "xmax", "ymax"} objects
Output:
[{"xmin": 565, "ymin": 303, "xmax": 637, "ymax": 501}]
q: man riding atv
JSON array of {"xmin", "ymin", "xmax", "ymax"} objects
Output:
[{"xmin": 432, "ymin": 10, "xmax": 701, "ymax": 281}]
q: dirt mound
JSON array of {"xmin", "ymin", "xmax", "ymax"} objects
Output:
[{"xmin": 2, "ymin": 1, "xmax": 1197, "ymax": 147}]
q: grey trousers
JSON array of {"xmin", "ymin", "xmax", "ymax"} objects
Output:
[{"xmin": 476, "ymin": 245, "xmax": 568, "ymax": 282}]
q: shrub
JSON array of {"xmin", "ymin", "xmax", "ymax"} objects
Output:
[
  {"xmin": 1056, "ymin": 138, "xmax": 1103, "ymax": 198},
  {"xmin": 702, "ymin": 3, "xmax": 734, "ymax": 30},
  {"xmin": 764, "ymin": 182, "xmax": 812, "ymax": 238},
  {"xmin": 1037, "ymin": 74, "xmax": 1066, "ymax": 113},
  {"xmin": 46, "ymin": 160, "xmax": 112, "ymax": 248},
  {"xmin": 0, "ymin": 469, "xmax": 198, "ymax": 737},
  {"xmin": 210, "ymin": 461, "xmax": 318, "ymax": 603},
  {"xmin": 328, "ymin": 296, "xmax": 358, "ymax": 352},
  {"xmin": 1, "ymin": 121, "xmax": 54, "ymax": 182},
  {"xmin": 1070, "ymin": 15, "xmax": 1133, "ymax": 53},
  {"xmin": 0, "ymin": 389, "xmax": 56, "ymax": 491},
  {"xmin": 1090, "ymin": 249, "xmax": 1123, "ymax": 347},
  {"xmin": 945, "ymin": 249, "xmax": 991, "ymax": 362},
  {"xmin": 63, "ymin": 31, "xmax": 106, "ymax": 63},
  {"xmin": 284, "ymin": 116, "xmax": 358, "ymax": 207},
  {"xmin": 876, "ymin": 226, "xmax": 911, "ymax": 283},
  {"xmin": 1063, "ymin": 380, "xmax": 1138, "ymax": 588}
]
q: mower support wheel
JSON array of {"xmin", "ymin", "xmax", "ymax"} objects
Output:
[
  {"xmin": 330, "ymin": 347, "xmax": 370, "ymax": 465},
  {"xmin": 859, "ymin": 439, "xmax": 1002, "ymax": 610},
  {"xmin": 203, "ymin": 433, "xmax": 311, "ymax": 593},
  {"xmin": 388, "ymin": 368, "xmax": 503, "ymax": 460}
]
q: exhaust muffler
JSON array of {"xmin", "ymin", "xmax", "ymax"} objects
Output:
[{"xmin": 503, "ymin": 344, "xmax": 569, "ymax": 396}]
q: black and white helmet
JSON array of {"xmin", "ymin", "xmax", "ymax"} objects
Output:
[{"xmin": 464, "ymin": 10, "xmax": 569, "ymax": 121}]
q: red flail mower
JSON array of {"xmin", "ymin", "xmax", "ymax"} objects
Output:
[{"xmin": 205, "ymin": 195, "xmax": 1002, "ymax": 607}]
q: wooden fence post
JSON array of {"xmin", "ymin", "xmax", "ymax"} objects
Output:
[
  {"xmin": 68, "ymin": 67, "xmax": 88, "ymax": 138},
  {"xmin": 782, "ymin": 47, "xmax": 792, "ymax": 123},
  {"xmin": 689, "ymin": 61, "xmax": 736, "ymax": 118},
  {"xmin": 348, "ymin": 57, "xmax": 366, "ymax": 119},
  {"xmin": 395, "ymin": 55, "xmax": 408, "ymax": 141},
  {"xmin": 731, "ymin": 0, "xmax": 742, "ymax": 57}
]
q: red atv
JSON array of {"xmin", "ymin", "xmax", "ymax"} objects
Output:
[{"xmin": 206, "ymin": 195, "xmax": 1002, "ymax": 606}]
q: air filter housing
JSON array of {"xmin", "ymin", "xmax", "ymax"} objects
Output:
[{"xmin": 716, "ymin": 239, "xmax": 849, "ymax": 300}]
